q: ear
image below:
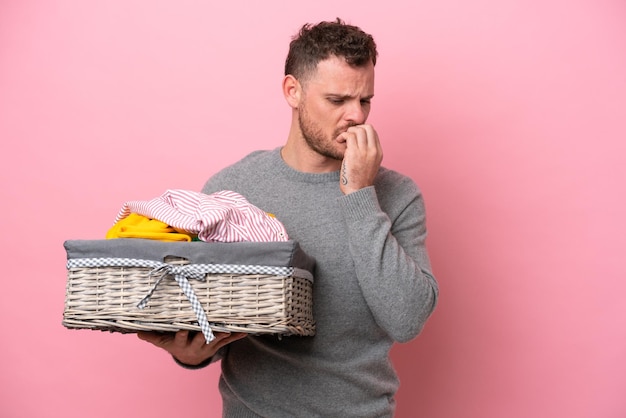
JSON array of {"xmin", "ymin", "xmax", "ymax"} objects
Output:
[{"xmin": 282, "ymin": 75, "xmax": 302, "ymax": 109}]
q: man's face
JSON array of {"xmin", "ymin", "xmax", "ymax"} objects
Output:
[{"xmin": 297, "ymin": 55, "xmax": 375, "ymax": 161}]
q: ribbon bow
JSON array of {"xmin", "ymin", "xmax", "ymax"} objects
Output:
[{"xmin": 138, "ymin": 263, "xmax": 215, "ymax": 343}]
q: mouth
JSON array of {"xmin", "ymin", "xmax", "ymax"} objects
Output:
[
  {"xmin": 335, "ymin": 123, "xmax": 358, "ymax": 141},
  {"xmin": 334, "ymin": 127, "xmax": 350, "ymax": 143}
]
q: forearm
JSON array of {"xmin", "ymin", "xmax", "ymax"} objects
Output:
[{"xmin": 340, "ymin": 186, "xmax": 439, "ymax": 342}]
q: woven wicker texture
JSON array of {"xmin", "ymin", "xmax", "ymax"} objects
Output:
[{"xmin": 63, "ymin": 256, "xmax": 315, "ymax": 337}]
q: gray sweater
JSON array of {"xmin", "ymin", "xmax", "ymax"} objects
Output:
[{"xmin": 200, "ymin": 148, "xmax": 438, "ymax": 418}]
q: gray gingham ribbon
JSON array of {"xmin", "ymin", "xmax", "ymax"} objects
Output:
[
  {"xmin": 66, "ymin": 257, "xmax": 296, "ymax": 343},
  {"xmin": 138, "ymin": 263, "xmax": 215, "ymax": 343}
]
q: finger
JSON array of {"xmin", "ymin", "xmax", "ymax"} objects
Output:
[
  {"xmin": 137, "ymin": 331, "xmax": 160, "ymax": 343},
  {"xmin": 337, "ymin": 130, "xmax": 356, "ymax": 147},
  {"xmin": 364, "ymin": 125, "xmax": 382, "ymax": 155},
  {"xmin": 137, "ymin": 331, "xmax": 174, "ymax": 347},
  {"xmin": 189, "ymin": 330, "xmax": 217, "ymax": 349},
  {"xmin": 352, "ymin": 125, "xmax": 379, "ymax": 149},
  {"xmin": 210, "ymin": 332, "xmax": 244, "ymax": 346},
  {"xmin": 210, "ymin": 333, "xmax": 248, "ymax": 352},
  {"xmin": 345, "ymin": 126, "xmax": 367, "ymax": 149},
  {"xmin": 352, "ymin": 125, "xmax": 382, "ymax": 164},
  {"xmin": 223, "ymin": 332, "xmax": 248, "ymax": 344},
  {"xmin": 173, "ymin": 330, "xmax": 190, "ymax": 346},
  {"xmin": 348, "ymin": 125, "xmax": 374, "ymax": 146},
  {"xmin": 137, "ymin": 331, "xmax": 152, "ymax": 342}
]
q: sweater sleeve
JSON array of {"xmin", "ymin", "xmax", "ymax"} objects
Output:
[{"xmin": 338, "ymin": 183, "xmax": 438, "ymax": 343}]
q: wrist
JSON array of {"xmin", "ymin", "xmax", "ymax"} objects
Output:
[{"xmin": 172, "ymin": 355, "xmax": 213, "ymax": 370}]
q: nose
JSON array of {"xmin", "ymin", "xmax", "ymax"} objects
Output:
[{"xmin": 344, "ymin": 101, "xmax": 368, "ymax": 125}]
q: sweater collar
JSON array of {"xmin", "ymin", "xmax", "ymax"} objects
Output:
[{"xmin": 271, "ymin": 147, "xmax": 341, "ymax": 184}]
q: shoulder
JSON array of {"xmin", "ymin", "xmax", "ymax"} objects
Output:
[
  {"xmin": 221, "ymin": 149, "xmax": 275, "ymax": 172},
  {"xmin": 202, "ymin": 149, "xmax": 277, "ymax": 194}
]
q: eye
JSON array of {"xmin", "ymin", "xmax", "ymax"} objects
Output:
[{"xmin": 328, "ymin": 98, "xmax": 344, "ymax": 105}]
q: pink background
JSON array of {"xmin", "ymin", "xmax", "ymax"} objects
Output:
[{"xmin": 1, "ymin": 1, "xmax": 625, "ymax": 417}]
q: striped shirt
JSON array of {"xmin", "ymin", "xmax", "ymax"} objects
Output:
[{"xmin": 113, "ymin": 189, "xmax": 288, "ymax": 242}]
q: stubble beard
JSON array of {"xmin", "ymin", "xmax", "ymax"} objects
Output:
[{"xmin": 298, "ymin": 103, "xmax": 345, "ymax": 161}]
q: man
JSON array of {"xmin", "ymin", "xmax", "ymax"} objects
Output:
[{"xmin": 139, "ymin": 18, "xmax": 438, "ymax": 417}]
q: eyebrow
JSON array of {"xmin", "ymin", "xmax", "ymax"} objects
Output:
[{"xmin": 326, "ymin": 94, "xmax": 375, "ymax": 100}]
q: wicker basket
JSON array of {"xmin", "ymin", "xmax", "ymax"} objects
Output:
[{"xmin": 62, "ymin": 239, "xmax": 315, "ymax": 338}]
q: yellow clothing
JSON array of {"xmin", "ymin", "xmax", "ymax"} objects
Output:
[{"xmin": 106, "ymin": 213, "xmax": 194, "ymax": 242}]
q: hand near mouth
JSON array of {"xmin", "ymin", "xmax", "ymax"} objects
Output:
[{"xmin": 337, "ymin": 124, "xmax": 383, "ymax": 195}]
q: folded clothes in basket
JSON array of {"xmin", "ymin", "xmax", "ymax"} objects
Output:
[
  {"xmin": 63, "ymin": 239, "xmax": 316, "ymax": 342},
  {"xmin": 106, "ymin": 213, "xmax": 196, "ymax": 241},
  {"xmin": 111, "ymin": 189, "xmax": 289, "ymax": 243}
]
